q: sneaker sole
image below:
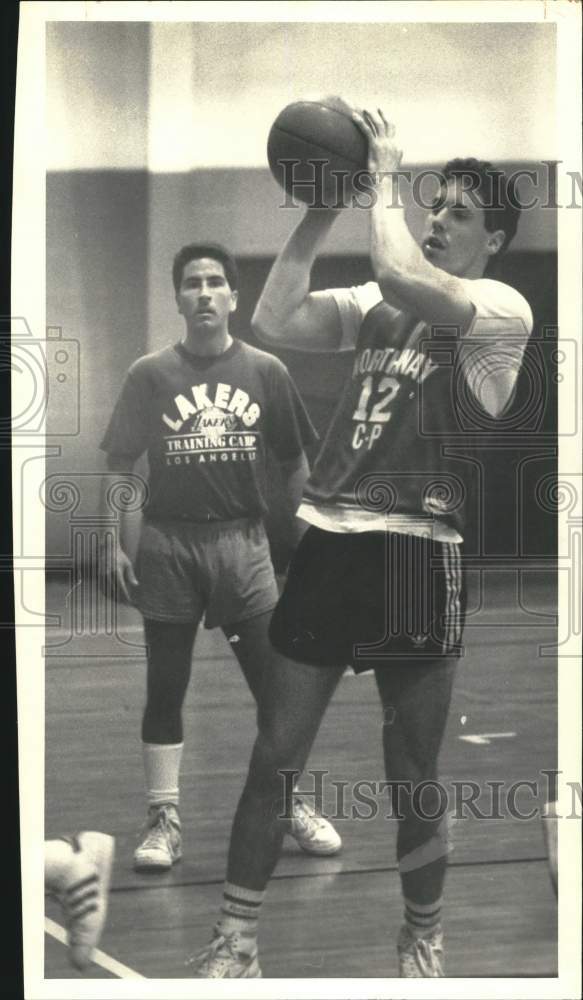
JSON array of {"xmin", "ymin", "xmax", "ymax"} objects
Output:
[
  {"xmin": 133, "ymin": 852, "xmax": 182, "ymax": 873},
  {"xmin": 290, "ymin": 834, "xmax": 342, "ymax": 857}
]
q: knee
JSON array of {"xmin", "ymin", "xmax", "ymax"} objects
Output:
[{"xmin": 244, "ymin": 730, "xmax": 299, "ymax": 800}]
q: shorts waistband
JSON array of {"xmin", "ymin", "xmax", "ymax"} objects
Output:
[{"xmin": 144, "ymin": 516, "xmax": 263, "ymax": 539}]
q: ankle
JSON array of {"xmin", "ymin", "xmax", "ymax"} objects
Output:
[{"xmin": 149, "ymin": 802, "xmax": 180, "ymax": 821}]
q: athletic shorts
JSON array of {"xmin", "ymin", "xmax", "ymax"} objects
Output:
[
  {"xmin": 269, "ymin": 527, "xmax": 466, "ymax": 673},
  {"xmin": 133, "ymin": 517, "xmax": 279, "ymax": 628}
]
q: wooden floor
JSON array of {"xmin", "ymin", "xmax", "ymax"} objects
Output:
[{"xmin": 44, "ymin": 568, "xmax": 558, "ymax": 979}]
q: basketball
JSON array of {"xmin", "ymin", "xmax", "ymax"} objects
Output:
[{"xmin": 267, "ymin": 100, "xmax": 368, "ymax": 208}]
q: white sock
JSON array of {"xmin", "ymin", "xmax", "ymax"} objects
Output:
[
  {"xmin": 404, "ymin": 896, "xmax": 442, "ymax": 939},
  {"xmin": 142, "ymin": 742, "xmax": 183, "ymax": 810},
  {"xmin": 218, "ymin": 882, "xmax": 265, "ymax": 945}
]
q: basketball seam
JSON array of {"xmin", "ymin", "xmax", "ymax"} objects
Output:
[
  {"xmin": 269, "ymin": 124, "xmax": 364, "ymax": 171},
  {"xmin": 269, "ymin": 103, "xmax": 366, "ymax": 170}
]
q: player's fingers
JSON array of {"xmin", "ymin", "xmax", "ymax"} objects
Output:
[
  {"xmin": 352, "ymin": 110, "xmax": 372, "ymax": 137},
  {"xmin": 362, "ymin": 109, "xmax": 379, "ymax": 136},
  {"xmin": 377, "ymin": 108, "xmax": 395, "ymax": 137}
]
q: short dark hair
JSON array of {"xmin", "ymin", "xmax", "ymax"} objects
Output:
[
  {"xmin": 172, "ymin": 243, "xmax": 239, "ymax": 292},
  {"xmin": 441, "ymin": 158, "xmax": 521, "ymax": 255}
]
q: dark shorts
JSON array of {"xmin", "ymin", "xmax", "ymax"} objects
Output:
[
  {"xmin": 133, "ymin": 517, "xmax": 279, "ymax": 628},
  {"xmin": 269, "ymin": 527, "xmax": 466, "ymax": 673}
]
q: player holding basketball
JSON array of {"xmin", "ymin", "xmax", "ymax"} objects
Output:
[
  {"xmin": 190, "ymin": 112, "xmax": 533, "ymax": 977},
  {"xmin": 99, "ymin": 243, "xmax": 341, "ymax": 873}
]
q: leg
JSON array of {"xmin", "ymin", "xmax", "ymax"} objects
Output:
[
  {"xmin": 135, "ymin": 618, "xmax": 199, "ymax": 871},
  {"xmin": 189, "ymin": 657, "xmax": 343, "ymax": 978},
  {"xmin": 221, "ymin": 611, "xmax": 272, "ymax": 707},
  {"xmin": 375, "ymin": 658, "xmax": 457, "ymax": 975},
  {"xmin": 142, "ymin": 618, "xmax": 199, "ymax": 744},
  {"xmin": 223, "ymin": 611, "xmax": 318, "ymax": 776},
  {"xmin": 224, "ymin": 610, "xmax": 343, "ymax": 854},
  {"xmin": 227, "ymin": 656, "xmax": 344, "ymax": 890}
]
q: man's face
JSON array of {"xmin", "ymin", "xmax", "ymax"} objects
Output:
[
  {"xmin": 421, "ymin": 179, "xmax": 504, "ymax": 278},
  {"xmin": 176, "ymin": 257, "xmax": 237, "ymax": 332}
]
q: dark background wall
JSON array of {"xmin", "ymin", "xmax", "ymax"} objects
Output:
[
  {"xmin": 46, "ymin": 21, "xmax": 558, "ymax": 567},
  {"xmin": 46, "ymin": 166, "xmax": 557, "ymax": 566}
]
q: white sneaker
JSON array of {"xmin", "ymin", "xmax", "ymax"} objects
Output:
[
  {"xmin": 397, "ymin": 923, "xmax": 444, "ymax": 977},
  {"xmin": 289, "ymin": 796, "xmax": 342, "ymax": 856},
  {"xmin": 187, "ymin": 928, "xmax": 262, "ymax": 978},
  {"xmin": 58, "ymin": 832, "xmax": 115, "ymax": 969},
  {"xmin": 133, "ymin": 804, "xmax": 182, "ymax": 871}
]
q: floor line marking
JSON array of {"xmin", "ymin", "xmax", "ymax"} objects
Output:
[
  {"xmin": 110, "ymin": 854, "xmax": 550, "ymax": 894},
  {"xmin": 44, "ymin": 917, "xmax": 146, "ymax": 980},
  {"xmin": 459, "ymin": 731, "xmax": 517, "ymax": 745}
]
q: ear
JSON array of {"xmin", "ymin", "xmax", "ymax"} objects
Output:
[
  {"xmin": 229, "ymin": 289, "xmax": 238, "ymax": 314},
  {"xmin": 175, "ymin": 291, "xmax": 183, "ymax": 316},
  {"xmin": 486, "ymin": 228, "xmax": 506, "ymax": 257}
]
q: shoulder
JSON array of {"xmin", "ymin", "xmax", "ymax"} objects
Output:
[
  {"xmin": 331, "ymin": 281, "xmax": 384, "ymax": 316},
  {"xmin": 127, "ymin": 345, "xmax": 177, "ymax": 380},
  {"xmin": 460, "ymin": 278, "xmax": 533, "ymax": 333},
  {"xmin": 236, "ymin": 340, "xmax": 291, "ymax": 376}
]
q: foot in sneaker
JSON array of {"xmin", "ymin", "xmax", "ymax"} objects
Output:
[
  {"xmin": 289, "ymin": 795, "xmax": 342, "ymax": 856},
  {"xmin": 56, "ymin": 832, "xmax": 115, "ymax": 970},
  {"xmin": 187, "ymin": 928, "xmax": 262, "ymax": 978},
  {"xmin": 133, "ymin": 804, "xmax": 182, "ymax": 872},
  {"xmin": 397, "ymin": 923, "xmax": 444, "ymax": 977}
]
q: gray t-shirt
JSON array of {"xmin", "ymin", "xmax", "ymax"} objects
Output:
[{"xmin": 100, "ymin": 339, "xmax": 317, "ymax": 522}]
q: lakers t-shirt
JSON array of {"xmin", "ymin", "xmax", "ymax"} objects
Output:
[{"xmin": 100, "ymin": 339, "xmax": 317, "ymax": 522}]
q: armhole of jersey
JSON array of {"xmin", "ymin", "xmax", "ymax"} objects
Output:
[{"xmin": 333, "ymin": 283, "xmax": 385, "ymax": 352}]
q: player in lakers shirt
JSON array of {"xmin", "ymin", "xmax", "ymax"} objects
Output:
[
  {"xmin": 99, "ymin": 243, "xmax": 341, "ymax": 874},
  {"xmin": 189, "ymin": 115, "xmax": 533, "ymax": 978}
]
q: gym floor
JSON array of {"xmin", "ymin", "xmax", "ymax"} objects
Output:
[{"xmin": 44, "ymin": 567, "xmax": 557, "ymax": 979}]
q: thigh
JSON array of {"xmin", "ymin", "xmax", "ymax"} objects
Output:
[
  {"xmin": 143, "ymin": 618, "xmax": 200, "ymax": 700},
  {"xmin": 374, "ymin": 658, "xmax": 457, "ymax": 779},
  {"xmin": 205, "ymin": 521, "xmax": 279, "ymax": 631},
  {"xmin": 269, "ymin": 527, "xmax": 379, "ymax": 667},
  {"xmin": 135, "ymin": 521, "xmax": 206, "ymax": 623},
  {"xmin": 221, "ymin": 610, "xmax": 274, "ymax": 704},
  {"xmin": 258, "ymin": 656, "xmax": 345, "ymax": 763}
]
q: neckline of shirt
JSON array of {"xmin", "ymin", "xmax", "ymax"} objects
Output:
[{"xmin": 174, "ymin": 338, "xmax": 241, "ymax": 367}]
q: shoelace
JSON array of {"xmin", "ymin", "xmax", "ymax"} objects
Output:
[
  {"xmin": 140, "ymin": 809, "xmax": 177, "ymax": 850},
  {"xmin": 292, "ymin": 798, "xmax": 328, "ymax": 834},
  {"xmin": 401, "ymin": 932, "xmax": 443, "ymax": 976},
  {"xmin": 186, "ymin": 933, "xmax": 245, "ymax": 977}
]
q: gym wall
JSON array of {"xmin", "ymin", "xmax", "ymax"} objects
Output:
[{"xmin": 46, "ymin": 21, "xmax": 558, "ymax": 566}]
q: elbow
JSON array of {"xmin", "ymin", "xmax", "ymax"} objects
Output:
[
  {"xmin": 251, "ymin": 305, "xmax": 278, "ymax": 345},
  {"xmin": 374, "ymin": 264, "xmax": 410, "ymax": 303},
  {"xmin": 251, "ymin": 312, "xmax": 270, "ymax": 344},
  {"xmin": 374, "ymin": 262, "xmax": 409, "ymax": 294},
  {"xmin": 252, "ymin": 304, "xmax": 291, "ymax": 347}
]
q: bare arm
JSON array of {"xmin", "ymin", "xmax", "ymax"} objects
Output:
[
  {"xmin": 354, "ymin": 109, "xmax": 475, "ymax": 333},
  {"xmin": 252, "ymin": 209, "xmax": 348, "ymax": 352},
  {"xmin": 278, "ymin": 451, "xmax": 311, "ymax": 546},
  {"xmin": 98, "ymin": 453, "xmax": 141, "ymax": 604}
]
